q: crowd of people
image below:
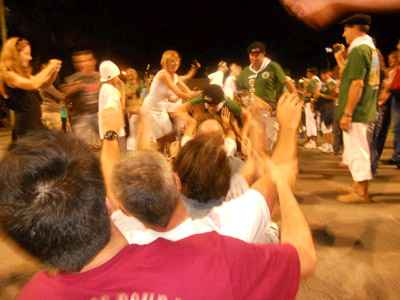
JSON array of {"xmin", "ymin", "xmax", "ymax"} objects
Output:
[{"xmin": 0, "ymin": 12, "xmax": 398, "ymax": 299}]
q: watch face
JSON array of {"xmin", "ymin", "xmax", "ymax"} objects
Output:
[{"xmin": 105, "ymin": 131, "xmax": 118, "ymax": 140}]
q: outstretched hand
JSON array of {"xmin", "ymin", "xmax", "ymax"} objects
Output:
[{"xmin": 276, "ymin": 92, "xmax": 303, "ymax": 130}]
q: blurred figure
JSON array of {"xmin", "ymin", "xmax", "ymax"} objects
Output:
[
  {"xmin": 299, "ymin": 67, "xmax": 321, "ymax": 149},
  {"xmin": 62, "ymin": 50, "xmax": 101, "ymax": 150},
  {"xmin": 382, "ymin": 49, "xmax": 400, "ymax": 166},
  {"xmin": 208, "ymin": 61, "xmax": 229, "ymax": 87},
  {"xmin": 314, "ymin": 69, "xmax": 337, "ymax": 153},
  {"xmin": 280, "ymin": 0, "xmax": 400, "ymax": 30},
  {"xmin": 223, "ymin": 63, "xmax": 242, "ymax": 100},
  {"xmin": 124, "ymin": 68, "xmax": 141, "ymax": 101},
  {"xmin": 0, "ymin": 37, "xmax": 62, "ymax": 140}
]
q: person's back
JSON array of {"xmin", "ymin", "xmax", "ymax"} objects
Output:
[
  {"xmin": 0, "ymin": 129, "xmax": 313, "ymax": 300},
  {"xmin": 19, "ymin": 231, "xmax": 300, "ymax": 300}
]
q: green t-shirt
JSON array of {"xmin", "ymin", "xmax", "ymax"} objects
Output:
[
  {"xmin": 237, "ymin": 61, "xmax": 286, "ymax": 103},
  {"xmin": 320, "ymin": 78, "xmax": 336, "ymax": 97},
  {"xmin": 135, "ymin": 83, "xmax": 147, "ymax": 99},
  {"xmin": 189, "ymin": 96, "xmax": 243, "ymax": 124},
  {"xmin": 125, "ymin": 81, "xmax": 138, "ymax": 100},
  {"xmin": 304, "ymin": 76, "xmax": 321, "ymax": 102},
  {"xmin": 338, "ymin": 45, "xmax": 379, "ymax": 123}
]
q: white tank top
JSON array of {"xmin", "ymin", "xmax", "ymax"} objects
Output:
[{"xmin": 142, "ymin": 70, "xmax": 178, "ymax": 113}]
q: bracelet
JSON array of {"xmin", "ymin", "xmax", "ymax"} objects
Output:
[{"xmin": 343, "ymin": 113, "xmax": 352, "ymax": 118}]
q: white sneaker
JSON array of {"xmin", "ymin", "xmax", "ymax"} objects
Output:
[
  {"xmin": 304, "ymin": 140, "xmax": 317, "ymax": 149},
  {"xmin": 317, "ymin": 143, "xmax": 328, "ymax": 151},
  {"xmin": 319, "ymin": 143, "xmax": 333, "ymax": 153}
]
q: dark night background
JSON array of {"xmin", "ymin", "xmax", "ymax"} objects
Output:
[{"xmin": 4, "ymin": 0, "xmax": 400, "ymax": 79}]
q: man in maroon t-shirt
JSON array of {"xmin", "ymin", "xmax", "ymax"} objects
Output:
[{"xmin": 0, "ymin": 105, "xmax": 316, "ymax": 299}]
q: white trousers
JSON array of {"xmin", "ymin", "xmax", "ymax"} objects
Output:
[
  {"xmin": 321, "ymin": 121, "xmax": 332, "ymax": 134},
  {"xmin": 305, "ymin": 102, "xmax": 317, "ymax": 137},
  {"xmin": 343, "ymin": 122, "xmax": 373, "ymax": 182}
]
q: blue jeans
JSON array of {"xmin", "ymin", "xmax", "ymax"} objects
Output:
[{"xmin": 391, "ymin": 94, "xmax": 400, "ymax": 163}]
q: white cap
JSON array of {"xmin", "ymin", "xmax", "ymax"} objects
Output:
[{"xmin": 99, "ymin": 60, "xmax": 120, "ymax": 82}]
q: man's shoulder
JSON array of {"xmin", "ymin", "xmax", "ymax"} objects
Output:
[
  {"xmin": 349, "ymin": 44, "xmax": 374, "ymax": 61},
  {"xmin": 18, "ymin": 271, "xmax": 58, "ymax": 299},
  {"xmin": 189, "ymin": 95, "xmax": 204, "ymax": 105},
  {"xmin": 266, "ymin": 61, "xmax": 283, "ymax": 70}
]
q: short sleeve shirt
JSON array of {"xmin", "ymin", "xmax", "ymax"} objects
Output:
[
  {"xmin": 189, "ymin": 96, "xmax": 243, "ymax": 123},
  {"xmin": 237, "ymin": 61, "xmax": 286, "ymax": 102},
  {"xmin": 338, "ymin": 45, "xmax": 379, "ymax": 122}
]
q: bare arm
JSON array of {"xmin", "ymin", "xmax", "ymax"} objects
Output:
[
  {"xmin": 333, "ymin": 44, "xmax": 346, "ymax": 74},
  {"xmin": 158, "ymin": 71, "xmax": 201, "ymax": 100},
  {"xmin": 284, "ymin": 78, "xmax": 299, "ymax": 97},
  {"xmin": 240, "ymin": 106, "xmax": 252, "ymax": 139},
  {"xmin": 180, "ymin": 61, "xmax": 201, "ymax": 83},
  {"xmin": 267, "ymin": 159, "xmax": 317, "ymax": 278},
  {"xmin": 100, "ymin": 108, "xmax": 123, "ymax": 213},
  {"xmin": 5, "ymin": 59, "xmax": 61, "ymax": 91},
  {"xmin": 339, "ymin": 79, "xmax": 364, "ymax": 131}
]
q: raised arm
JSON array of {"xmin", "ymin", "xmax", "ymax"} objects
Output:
[
  {"xmin": 5, "ymin": 59, "xmax": 62, "ymax": 91},
  {"xmin": 267, "ymin": 159, "xmax": 317, "ymax": 278},
  {"xmin": 100, "ymin": 108, "xmax": 123, "ymax": 212}
]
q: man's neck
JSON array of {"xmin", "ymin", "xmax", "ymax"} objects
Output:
[
  {"xmin": 80, "ymin": 223, "xmax": 128, "ymax": 273},
  {"xmin": 148, "ymin": 197, "xmax": 189, "ymax": 233}
]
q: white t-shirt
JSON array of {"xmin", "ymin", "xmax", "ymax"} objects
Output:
[
  {"xmin": 98, "ymin": 83, "xmax": 125, "ymax": 139},
  {"xmin": 208, "ymin": 70, "xmax": 224, "ymax": 87},
  {"xmin": 112, "ymin": 189, "xmax": 270, "ymax": 245},
  {"xmin": 223, "ymin": 75, "xmax": 237, "ymax": 100}
]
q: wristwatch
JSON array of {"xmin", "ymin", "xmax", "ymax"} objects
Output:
[{"xmin": 104, "ymin": 130, "xmax": 119, "ymax": 141}]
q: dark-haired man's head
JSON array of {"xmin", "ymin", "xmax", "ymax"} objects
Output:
[
  {"xmin": 72, "ymin": 50, "xmax": 96, "ymax": 73},
  {"xmin": 203, "ymin": 84, "xmax": 225, "ymax": 113},
  {"xmin": 173, "ymin": 135, "xmax": 231, "ymax": 203},
  {"xmin": 306, "ymin": 67, "xmax": 319, "ymax": 78},
  {"xmin": 320, "ymin": 69, "xmax": 332, "ymax": 82},
  {"xmin": 111, "ymin": 149, "xmax": 179, "ymax": 229},
  {"xmin": 0, "ymin": 130, "xmax": 110, "ymax": 273}
]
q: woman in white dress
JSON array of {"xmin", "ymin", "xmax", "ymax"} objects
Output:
[{"xmin": 141, "ymin": 50, "xmax": 201, "ymax": 150}]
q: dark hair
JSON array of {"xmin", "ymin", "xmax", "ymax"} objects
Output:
[
  {"xmin": 307, "ymin": 67, "xmax": 319, "ymax": 75},
  {"xmin": 111, "ymin": 150, "xmax": 178, "ymax": 228},
  {"xmin": 72, "ymin": 49, "xmax": 95, "ymax": 57},
  {"xmin": 320, "ymin": 69, "xmax": 331, "ymax": 75},
  {"xmin": 0, "ymin": 130, "xmax": 110, "ymax": 273},
  {"xmin": 203, "ymin": 84, "xmax": 225, "ymax": 104},
  {"xmin": 173, "ymin": 135, "xmax": 231, "ymax": 203},
  {"xmin": 358, "ymin": 24, "xmax": 370, "ymax": 33}
]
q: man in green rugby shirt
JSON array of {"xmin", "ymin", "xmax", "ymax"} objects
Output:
[
  {"xmin": 237, "ymin": 41, "xmax": 297, "ymax": 152},
  {"xmin": 336, "ymin": 14, "xmax": 380, "ymax": 203},
  {"xmin": 176, "ymin": 84, "xmax": 251, "ymax": 141}
]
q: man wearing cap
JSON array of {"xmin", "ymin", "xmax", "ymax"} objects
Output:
[
  {"xmin": 237, "ymin": 41, "xmax": 297, "ymax": 151},
  {"xmin": 176, "ymin": 84, "xmax": 251, "ymax": 140},
  {"xmin": 336, "ymin": 14, "xmax": 380, "ymax": 203}
]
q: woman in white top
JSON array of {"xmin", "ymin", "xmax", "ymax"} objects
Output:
[{"xmin": 142, "ymin": 50, "xmax": 201, "ymax": 151}]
